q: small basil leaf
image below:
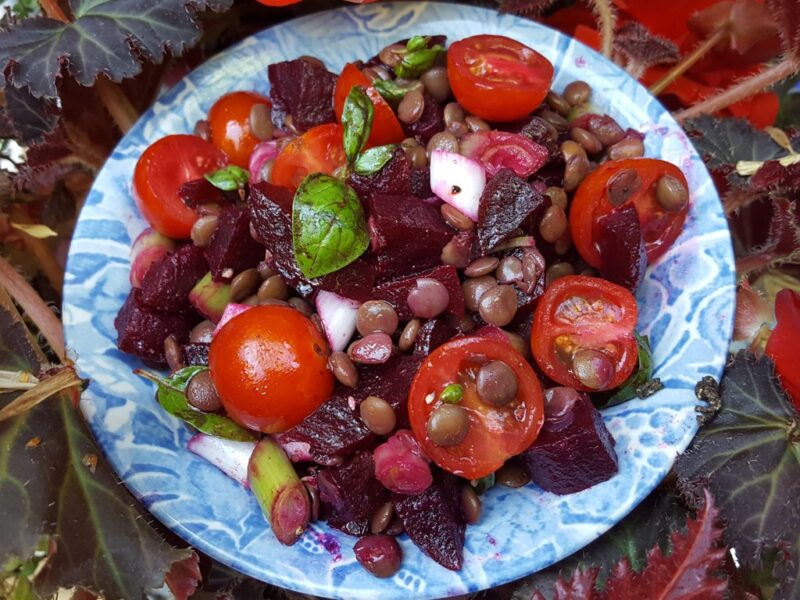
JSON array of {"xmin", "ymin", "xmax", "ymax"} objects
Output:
[
  {"xmin": 605, "ymin": 333, "xmax": 658, "ymax": 407},
  {"xmin": 204, "ymin": 165, "xmax": 249, "ymax": 191},
  {"xmin": 353, "ymin": 145, "xmax": 397, "ymax": 176},
  {"xmin": 395, "ymin": 44, "xmax": 445, "ymax": 79},
  {"xmin": 372, "ymin": 79, "xmax": 408, "ymax": 103},
  {"xmin": 406, "ymin": 35, "xmax": 429, "ymax": 52},
  {"xmin": 292, "ymin": 173, "xmax": 369, "ymax": 278},
  {"xmin": 341, "ymin": 86, "xmax": 374, "ymax": 165}
]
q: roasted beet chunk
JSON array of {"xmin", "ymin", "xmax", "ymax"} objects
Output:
[
  {"xmin": 410, "ymin": 166, "xmax": 433, "ymax": 199},
  {"xmin": 596, "ymin": 203, "xmax": 647, "ymax": 291},
  {"xmin": 477, "ymin": 168, "xmax": 546, "ymax": 253},
  {"xmin": 368, "ymin": 194, "xmax": 453, "ymax": 279},
  {"xmin": 348, "ymin": 148, "xmax": 411, "ymax": 202},
  {"xmin": 205, "ymin": 205, "xmax": 263, "ymax": 282},
  {"xmin": 354, "ymin": 355, "xmax": 423, "ymax": 429},
  {"xmin": 138, "ymin": 244, "xmax": 208, "ymax": 313},
  {"xmin": 393, "ymin": 470, "xmax": 465, "ymax": 570},
  {"xmin": 413, "ymin": 319, "xmax": 458, "ymax": 356},
  {"xmin": 182, "ymin": 342, "xmax": 209, "ymax": 366},
  {"xmin": 115, "ymin": 289, "xmax": 196, "ymax": 364},
  {"xmin": 178, "ymin": 178, "xmax": 237, "ymax": 208},
  {"xmin": 268, "ymin": 58, "xmax": 337, "ymax": 132},
  {"xmin": 402, "ymin": 93, "xmax": 444, "ymax": 144},
  {"xmin": 519, "ymin": 116, "xmax": 560, "ymax": 158},
  {"xmin": 318, "ymin": 452, "xmax": 389, "ymax": 536},
  {"xmin": 518, "ymin": 391, "xmax": 618, "ymax": 495},
  {"xmin": 372, "ymin": 265, "xmax": 465, "ymax": 320}
]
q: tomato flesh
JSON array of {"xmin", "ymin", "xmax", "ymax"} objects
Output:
[
  {"xmin": 448, "ymin": 35, "xmax": 553, "ymax": 122},
  {"xmin": 271, "ymin": 123, "xmax": 347, "ymax": 191},
  {"xmin": 133, "ymin": 134, "xmax": 228, "ymax": 239},
  {"xmin": 531, "ymin": 275, "xmax": 638, "ymax": 392},
  {"xmin": 334, "ymin": 63, "xmax": 406, "ymax": 147},
  {"xmin": 209, "ymin": 305, "xmax": 334, "ymax": 433},
  {"xmin": 408, "ymin": 337, "xmax": 544, "ymax": 479},
  {"xmin": 765, "ymin": 289, "xmax": 800, "ymax": 409},
  {"xmin": 570, "ymin": 158, "xmax": 689, "ymax": 268},
  {"xmin": 208, "ymin": 91, "xmax": 271, "ymax": 168}
]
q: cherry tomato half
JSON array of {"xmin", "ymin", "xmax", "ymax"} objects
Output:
[
  {"xmin": 271, "ymin": 123, "xmax": 347, "ymax": 191},
  {"xmin": 333, "ymin": 63, "xmax": 406, "ymax": 147},
  {"xmin": 447, "ymin": 35, "xmax": 554, "ymax": 123},
  {"xmin": 570, "ymin": 158, "xmax": 690, "ymax": 268},
  {"xmin": 133, "ymin": 134, "xmax": 228, "ymax": 239},
  {"xmin": 255, "ymin": 0, "xmax": 301, "ymax": 5},
  {"xmin": 209, "ymin": 305, "xmax": 334, "ymax": 433},
  {"xmin": 408, "ymin": 337, "xmax": 544, "ymax": 479},
  {"xmin": 765, "ymin": 289, "xmax": 800, "ymax": 410},
  {"xmin": 208, "ymin": 91, "xmax": 272, "ymax": 168},
  {"xmin": 531, "ymin": 275, "xmax": 638, "ymax": 392}
]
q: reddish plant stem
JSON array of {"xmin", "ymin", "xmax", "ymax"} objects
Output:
[
  {"xmin": 9, "ymin": 207, "xmax": 64, "ymax": 294},
  {"xmin": 650, "ymin": 27, "xmax": 728, "ymax": 96},
  {"xmin": 0, "ymin": 366, "xmax": 84, "ymax": 422},
  {"xmin": 676, "ymin": 57, "xmax": 800, "ymax": 122}
]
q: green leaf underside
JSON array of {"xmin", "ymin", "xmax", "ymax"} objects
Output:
[
  {"xmin": 372, "ymin": 79, "xmax": 408, "ymax": 102},
  {"xmin": 204, "ymin": 165, "xmax": 249, "ymax": 191},
  {"xmin": 675, "ymin": 352, "xmax": 800, "ymax": 583},
  {"xmin": 292, "ymin": 174, "xmax": 370, "ymax": 279},
  {"xmin": 341, "ymin": 86, "xmax": 374, "ymax": 165},
  {"xmin": 605, "ymin": 333, "xmax": 654, "ymax": 406},
  {"xmin": 0, "ymin": 0, "xmax": 234, "ymax": 99},
  {"xmin": 353, "ymin": 145, "xmax": 397, "ymax": 176}
]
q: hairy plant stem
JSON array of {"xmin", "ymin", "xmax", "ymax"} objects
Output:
[
  {"xmin": 650, "ymin": 26, "xmax": 729, "ymax": 96},
  {"xmin": 676, "ymin": 57, "xmax": 800, "ymax": 122},
  {"xmin": 37, "ymin": 0, "xmax": 137, "ymax": 133},
  {"xmin": 590, "ymin": 0, "xmax": 617, "ymax": 58}
]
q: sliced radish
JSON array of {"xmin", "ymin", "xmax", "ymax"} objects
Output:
[
  {"xmin": 187, "ymin": 433, "xmax": 257, "ymax": 488},
  {"xmin": 430, "ymin": 150, "xmax": 486, "ymax": 221},
  {"xmin": 129, "ymin": 228, "xmax": 176, "ymax": 287},
  {"xmin": 315, "ymin": 290, "xmax": 359, "ymax": 352},
  {"xmin": 460, "ymin": 131, "xmax": 548, "ymax": 179},
  {"xmin": 213, "ymin": 302, "xmax": 252, "ymax": 335},
  {"xmin": 249, "ymin": 140, "xmax": 281, "ymax": 184}
]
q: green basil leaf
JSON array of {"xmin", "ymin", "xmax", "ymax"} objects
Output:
[
  {"xmin": 204, "ymin": 165, "xmax": 249, "ymax": 191},
  {"xmin": 341, "ymin": 86, "xmax": 374, "ymax": 165},
  {"xmin": 395, "ymin": 44, "xmax": 445, "ymax": 79},
  {"xmin": 353, "ymin": 145, "xmax": 397, "ymax": 176},
  {"xmin": 292, "ymin": 174, "xmax": 370, "ymax": 278},
  {"xmin": 136, "ymin": 367, "xmax": 257, "ymax": 441},
  {"xmin": 605, "ymin": 333, "xmax": 658, "ymax": 407},
  {"xmin": 406, "ymin": 35, "xmax": 429, "ymax": 52},
  {"xmin": 372, "ymin": 78, "xmax": 408, "ymax": 103}
]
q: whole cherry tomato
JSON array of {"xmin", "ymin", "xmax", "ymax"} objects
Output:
[
  {"xmin": 271, "ymin": 123, "xmax": 347, "ymax": 191},
  {"xmin": 447, "ymin": 35, "xmax": 554, "ymax": 122},
  {"xmin": 255, "ymin": 0, "xmax": 301, "ymax": 6},
  {"xmin": 333, "ymin": 63, "xmax": 406, "ymax": 147},
  {"xmin": 133, "ymin": 134, "xmax": 228, "ymax": 239},
  {"xmin": 208, "ymin": 91, "xmax": 272, "ymax": 168},
  {"xmin": 570, "ymin": 158, "xmax": 690, "ymax": 268},
  {"xmin": 408, "ymin": 337, "xmax": 544, "ymax": 479},
  {"xmin": 765, "ymin": 289, "xmax": 800, "ymax": 410},
  {"xmin": 531, "ymin": 275, "xmax": 638, "ymax": 392},
  {"xmin": 209, "ymin": 305, "xmax": 334, "ymax": 433}
]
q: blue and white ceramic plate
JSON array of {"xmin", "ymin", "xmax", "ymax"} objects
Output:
[{"xmin": 63, "ymin": 3, "xmax": 735, "ymax": 598}]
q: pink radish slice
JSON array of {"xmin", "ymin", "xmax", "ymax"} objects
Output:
[
  {"xmin": 188, "ymin": 433, "xmax": 257, "ymax": 488},
  {"xmin": 315, "ymin": 290, "xmax": 359, "ymax": 352},
  {"xmin": 129, "ymin": 228, "xmax": 176, "ymax": 287},
  {"xmin": 249, "ymin": 140, "xmax": 281, "ymax": 184},
  {"xmin": 213, "ymin": 303, "xmax": 252, "ymax": 336},
  {"xmin": 429, "ymin": 150, "xmax": 485, "ymax": 221}
]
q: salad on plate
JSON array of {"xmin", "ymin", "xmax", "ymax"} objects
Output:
[{"xmin": 114, "ymin": 33, "xmax": 690, "ymax": 578}]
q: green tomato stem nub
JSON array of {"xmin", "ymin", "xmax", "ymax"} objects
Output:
[{"xmin": 247, "ymin": 437, "xmax": 310, "ymax": 546}]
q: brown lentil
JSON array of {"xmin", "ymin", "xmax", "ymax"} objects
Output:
[
  {"xmin": 348, "ymin": 333, "xmax": 394, "ymax": 365},
  {"xmin": 421, "ymin": 66, "xmax": 450, "ymax": 102},
  {"xmin": 462, "ymin": 275, "xmax": 498, "ymax": 312},
  {"xmin": 505, "ymin": 331, "xmax": 531, "ymax": 358},
  {"xmin": 164, "ymin": 334, "xmax": 185, "ymax": 372},
  {"xmin": 257, "ymin": 275, "xmax": 289, "ymax": 302},
  {"xmin": 405, "ymin": 145, "xmax": 427, "ymax": 169},
  {"xmin": 447, "ymin": 120, "xmax": 469, "ymax": 139},
  {"xmin": 193, "ymin": 119, "xmax": 211, "ymax": 141},
  {"xmin": 397, "ymin": 89, "xmax": 425, "ymax": 124},
  {"xmin": 441, "ymin": 236, "xmax": 471, "ymax": 268},
  {"xmin": 607, "ymin": 168, "xmax": 642, "ymax": 206},
  {"xmin": 570, "ymin": 127, "xmax": 603, "ymax": 154},
  {"xmin": 554, "ymin": 230, "xmax": 573, "ymax": 256},
  {"xmin": 242, "ymin": 294, "xmax": 259, "ymax": 306},
  {"xmin": 443, "ymin": 102, "xmax": 465, "ymax": 128},
  {"xmin": 427, "ymin": 131, "xmax": 459, "ymax": 155},
  {"xmin": 186, "ymin": 370, "xmax": 222, "ymax": 412},
  {"xmin": 572, "ymin": 348, "xmax": 615, "ymax": 389},
  {"xmin": 465, "ymin": 115, "xmax": 490, "ymax": 132},
  {"xmin": 478, "ymin": 285, "xmax": 518, "ymax": 327},
  {"xmin": 461, "ymin": 485, "xmax": 482, "ymax": 524},
  {"xmin": 607, "ymin": 137, "xmax": 645, "ymax": 160},
  {"xmin": 287, "ymin": 296, "xmax": 313, "ymax": 317},
  {"xmin": 328, "ymin": 351, "xmax": 358, "ymax": 388},
  {"xmin": 190, "ymin": 215, "xmax": 218, "ymax": 247},
  {"xmin": 359, "ymin": 395, "xmax": 397, "ymax": 435},
  {"xmin": 229, "ymin": 268, "xmax": 261, "ymax": 302},
  {"xmin": 589, "ymin": 116, "xmax": 625, "ymax": 146},
  {"xmin": 465, "ymin": 256, "xmax": 499, "ymax": 278},
  {"xmin": 546, "ymin": 90, "xmax": 571, "ymax": 115},
  {"xmin": 257, "ymin": 261, "xmax": 275, "ymax": 280},
  {"xmin": 249, "ymin": 103, "xmax": 273, "ymax": 141},
  {"xmin": 190, "ymin": 320, "xmax": 216, "ymax": 343},
  {"xmin": 539, "ymin": 109, "xmax": 569, "ymax": 131},
  {"xmin": 476, "ymin": 360, "xmax": 518, "ymax": 407},
  {"xmin": 539, "ymin": 205, "xmax": 568, "ymax": 243},
  {"xmin": 398, "ymin": 318, "xmax": 422, "ymax": 352},
  {"xmin": 544, "ymin": 186, "xmax": 568, "ymax": 210},
  {"xmin": 495, "ymin": 463, "xmax": 530, "ymax": 488},
  {"xmin": 546, "ymin": 262, "xmax": 575, "ymax": 287},
  {"xmin": 407, "ymin": 278, "xmax": 450, "ymax": 319},
  {"xmin": 521, "ymin": 248, "xmax": 546, "ymax": 284},
  {"xmin": 378, "ymin": 43, "xmax": 406, "ymax": 67},
  {"xmin": 655, "ymin": 174, "xmax": 689, "ymax": 211},
  {"xmin": 495, "ymin": 256, "xmax": 524, "ymax": 284},
  {"xmin": 357, "ymin": 300, "xmax": 399, "ymax": 336},
  {"xmin": 370, "ymin": 502, "xmax": 395, "ymax": 535},
  {"xmin": 563, "ymin": 80, "xmax": 592, "ymax": 106},
  {"xmin": 259, "ymin": 298, "xmax": 289, "ymax": 307},
  {"xmin": 563, "ymin": 154, "xmax": 590, "ymax": 192},
  {"xmin": 441, "ymin": 203, "xmax": 475, "ymax": 231},
  {"xmin": 426, "ymin": 404, "xmax": 470, "ymax": 447}
]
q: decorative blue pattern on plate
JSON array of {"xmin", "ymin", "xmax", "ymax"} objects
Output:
[{"xmin": 62, "ymin": 3, "xmax": 735, "ymax": 598}]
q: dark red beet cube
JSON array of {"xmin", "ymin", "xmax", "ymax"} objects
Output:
[
  {"xmin": 182, "ymin": 342, "xmax": 209, "ymax": 366},
  {"xmin": 372, "ymin": 265, "xmax": 465, "ymax": 320},
  {"xmin": 393, "ymin": 470, "xmax": 465, "ymax": 570},
  {"xmin": 402, "ymin": 92, "xmax": 444, "ymax": 144},
  {"xmin": 410, "ymin": 166, "xmax": 433, "ymax": 199},
  {"xmin": 348, "ymin": 148, "xmax": 411, "ymax": 203},
  {"xmin": 596, "ymin": 203, "xmax": 647, "ymax": 291},
  {"xmin": 413, "ymin": 319, "xmax": 458, "ymax": 357},
  {"xmin": 368, "ymin": 194, "xmax": 454, "ymax": 279},
  {"xmin": 268, "ymin": 58, "xmax": 337, "ymax": 132},
  {"xmin": 318, "ymin": 452, "xmax": 389, "ymax": 536},
  {"xmin": 205, "ymin": 205, "xmax": 263, "ymax": 282},
  {"xmin": 139, "ymin": 244, "xmax": 208, "ymax": 313},
  {"xmin": 353, "ymin": 355, "xmax": 423, "ymax": 429},
  {"xmin": 477, "ymin": 168, "xmax": 546, "ymax": 253},
  {"xmin": 115, "ymin": 289, "xmax": 197, "ymax": 364},
  {"xmin": 178, "ymin": 178, "xmax": 237, "ymax": 208},
  {"xmin": 518, "ymin": 392, "xmax": 618, "ymax": 495}
]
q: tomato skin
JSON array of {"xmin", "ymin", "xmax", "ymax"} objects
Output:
[
  {"xmin": 408, "ymin": 337, "xmax": 544, "ymax": 479},
  {"xmin": 271, "ymin": 123, "xmax": 347, "ymax": 191},
  {"xmin": 765, "ymin": 289, "xmax": 800, "ymax": 410},
  {"xmin": 333, "ymin": 64, "xmax": 406, "ymax": 147},
  {"xmin": 255, "ymin": 0, "xmax": 301, "ymax": 5},
  {"xmin": 448, "ymin": 35, "xmax": 554, "ymax": 122},
  {"xmin": 531, "ymin": 275, "xmax": 638, "ymax": 392},
  {"xmin": 208, "ymin": 91, "xmax": 271, "ymax": 168},
  {"xmin": 209, "ymin": 305, "xmax": 334, "ymax": 433},
  {"xmin": 570, "ymin": 158, "xmax": 690, "ymax": 268},
  {"xmin": 133, "ymin": 134, "xmax": 228, "ymax": 239}
]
